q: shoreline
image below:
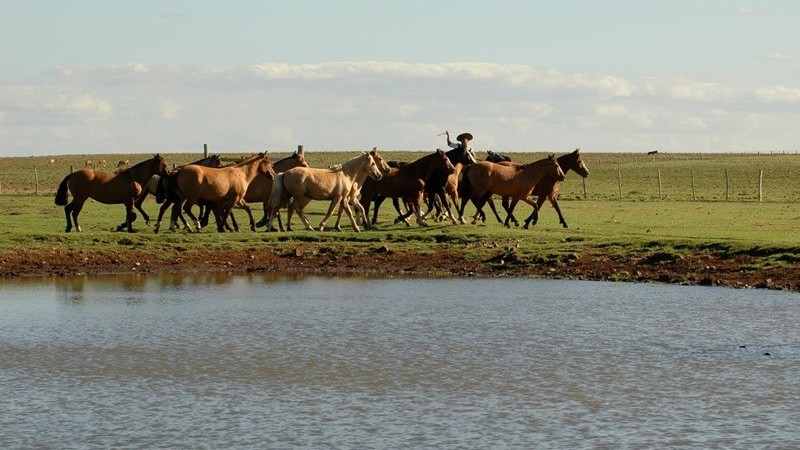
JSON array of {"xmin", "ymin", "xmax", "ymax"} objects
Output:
[{"xmin": 2, "ymin": 245, "xmax": 797, "ymax": 292}]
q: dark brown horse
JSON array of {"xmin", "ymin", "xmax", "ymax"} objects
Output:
[
  {"xmin": 421, "ymin": 145, "xmax": 477, "ymax": 224},
  {"xmin": 458, "ymin": 155, "xmax": 565, "ymax": 227},
  {"xmin": 523, "ymin": 148, "xmax": 589, "ymax": 228},
  {"xmin": 169, "ymin": 153, "xmax": 274, "ymax": 232},
  {"xmin": 360, "ymin": 148, "xmax": 456, "ymax": 227},
  {"xmin": 55, "ymin": 154, "xmax": 168, "ymax": 232}
]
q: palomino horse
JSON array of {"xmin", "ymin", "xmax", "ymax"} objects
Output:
[
  {"xmin": 457, "ymin": 155, "xmax": 565, "ymax": 227},
  {"xmin": 54, "ymin": 154, "xmax": 168, "ymax": 232},
  {"xmin": 523, "ymin": 148, "xmax": 589, "ymax": 228},
  {"xmin": 360, "ymin": 148, "xmax": 456, "ymax": 227},
  {"xmin": 130, "ymin": 154, "xmax": 223, "ymax": 232},
  {"xmin": 332, "ymin": 148, "xmax": 391, "ymax": 231},
  {"xmin": 169, "ymin": 153, "xmax": 274, "ymax": 232},
  {"xmin": 268, "ymin": 152, "xmax": 383, "ymax": 232}
]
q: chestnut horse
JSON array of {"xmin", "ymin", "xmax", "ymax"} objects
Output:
[
  {"xmin": 523, "ymin": 148, "xmax": 589, "ymax": 228},
  {"xmin": 124, "ymin": 154, "xmax": 223, "ymax": 232},
  {"xmin": 360, "ymin": 148, "xmax": 456, "ymax": 227},
  {"xmin": 458, "ymin": 155, "xmax": 565, "ymax": 227},
  {"xmin": 55, "ymin": 154, "xmax": 168, "ymax": 232},
  {"xmin": 268, "ymin": 152, "xmax": 383, "ymax": 232},
  {"xmin": 169, "ymin": 153, "xmax": 274, "ymax": 232}
]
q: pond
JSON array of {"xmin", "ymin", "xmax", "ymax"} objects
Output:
[{"xmin": 1, "ymin": 274, "xmax": 799, "ymax": 448}]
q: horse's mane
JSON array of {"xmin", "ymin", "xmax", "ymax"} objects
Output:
[
  {"xmin": 274, "ymin": 152, "xmax": 302, "ymax": 166},
  {"xmin": 234, "ymin": 152, "xmax": 267, "ymax": 167},
  {"xmin": 121, "ymin": 154, "xmax": 163, "ymax": 174}
]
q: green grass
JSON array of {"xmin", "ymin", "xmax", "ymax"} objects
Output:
[{"xmin": 2, "ymin": 150, "xmax": 800, "ymax": 274}]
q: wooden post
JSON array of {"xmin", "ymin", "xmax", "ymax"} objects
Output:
[
  {"xmin": 204, "ymin": 143, "xmax": 208, "ymax": 158},
  {"xmin": 691, "ymin": 169, "xmax": 696, "ymax": 201},
  {"xmin": 758, "ymin": 169, "xmax": 763, "ymax": 202},
  {"xmin": 297, "ymin": 144, "xmax": 304, "ymax": 154},
  {"xmin": 725, "ymin": 168, "xmax": 729, "ymax": 202},
  {"xmin": 657, "ymin": 169, "xmax": 662, "ymax": 200},
  {"xmin": 35, "ymin": 167, "xmax": 39, "ymax": 195},
  {"xmin": 617, "ymin": 168, "xmax": 622, "ymax": 200},
  {"xmin": 70, "ymin": 165, "xmax": 74, "ymax": 174},
  {"xmin": 582, "ymin": 177, "xmax": 587, "ymax": 200}
]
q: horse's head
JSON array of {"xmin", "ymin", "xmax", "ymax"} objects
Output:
[
  {"xmin": 436, "ymin": 148, "xmax": 457, "ymax": 174},
  {"xmin": 547, "ymin": 154, "xmax": 566, "ymax": 181},
  {"xmin": 363, "ymin": 152, "xmax": 383, "ymax": 180},
  {"xmin": 153, "ymin": 154, "xmax": 169, "ymax": 176},
  {"xmin": 572, "ymin": 148, "xmax": 590, "ymax": 178},
  {"xmin": 369, "ymin": 147, "xmax": 391, "ymax": 175},
  {"xmin": 209, "ymin": 154, "xmax": 224, "ymax": 168},
  {"xmin": 257, "ymin": 153, "xmax": 276, "ymax": 178},
  {"xmin": 486, "ymin": 150, "xmax": 511, "ymax": 163}
]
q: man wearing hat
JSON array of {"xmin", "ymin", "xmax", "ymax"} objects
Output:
[{"xmin": 444, "ymin": 130, "xmax": 474, "ymax": 154}]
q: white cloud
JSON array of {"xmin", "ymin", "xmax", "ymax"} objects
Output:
[
  {"xmin": 736, "ymin": 7, "xmax": 758, "ymax": 14},
  {"xmin": 2, "ymin": 61, "xmax": 800, "ymax": 155},
  {"xmin": 763, "ymin": 53, "xmax": 800, "ymax": 61}
]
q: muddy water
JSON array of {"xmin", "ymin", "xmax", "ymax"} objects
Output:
[{"xmin": 1, "ymin": 274, "xmax": 799, "ymax": 448}]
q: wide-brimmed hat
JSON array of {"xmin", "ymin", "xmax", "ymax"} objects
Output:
[{"xmin": 456, "ymin": 132, "xmax": 473, "ymax": 142}]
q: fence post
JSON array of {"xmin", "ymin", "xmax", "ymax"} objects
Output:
[
  {"xmin": 35, "ymin": 167, "xmax": 39, "ymax": 195},
  {"xmin": 759, "ymin": 169, "xmax": 763, "ymax": 202},
  {"xmin": 725, "ymin": 168, "xmax": 729, "ymax": 202},
  {"xmin": 657, "ymin": 169, "xmax": 662, "ymax": 200},
  {"xmin": 70, "ymin": 165, "xmax": 74, "ymax": 174},
  {"xmin": 691, "ymin": 169, "xmax": 696, "ymax": 201},
  {"xmin": 617, "ymin": 168, "xmax": 622, "ymax": 200},
  {"xmin": 204, "ymin": 143, "xmax": 208, "ymax": 158}
]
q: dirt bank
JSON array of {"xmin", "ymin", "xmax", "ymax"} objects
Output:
[{"xmin": 1, "ymin": 245, "xmax": 797, "ymax": 292}]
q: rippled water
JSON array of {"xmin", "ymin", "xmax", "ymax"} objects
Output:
[{"xmin": 1, "ymin": 274, "xmax": 799, "ymax": 448}]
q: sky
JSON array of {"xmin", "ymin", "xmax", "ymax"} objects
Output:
[{"xmin": 1, "ymin": 0, "xmax": 799, "ymax": 156}]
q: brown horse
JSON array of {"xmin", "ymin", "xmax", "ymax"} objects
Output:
[
  {"xmin": 55, "ymin": 154, "xmax": 168, "ymax": 232},
  {"xmin": 268, "ymin": 152, "xmax": 383, "ymax": 232},
  {"xmin": 169, "ymin": 153, "xmax": 273, "ymax": 232},
  {"xmin": 195, "ymin": 148, "xmax": 311, "ymax": 232},
  {"xmin": 523, "ymin": 148, "xmax": 589, "ymax": 228},
  {"xmin": 458, "ymin": 155, "xmax": 565, "ymax": 227},
  {"xmin": 360, "ymin": 148, "xmax": 456, "ymax": 227},
  {"xmin": 422, "ymin": 144, "xmax": 477, "ymax": 224},
  {"xmin": 137, "ymin": 154, "xmax": 224, "ymax": 232}
]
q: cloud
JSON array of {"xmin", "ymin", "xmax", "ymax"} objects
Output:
[
  {"xmin": 163, "ymin": 12, "xmax": 189, "ymax": 20},
  {"xmin": 2, "ymin": 61, "xmax": 800, "ymax": 155},
  {"xmin": 736, "ymin": 7, "xmax": 758, "ymax": 14},
  {"xmin": 762, "ymin": 53, "xmax": 800, "ymax": 61}
]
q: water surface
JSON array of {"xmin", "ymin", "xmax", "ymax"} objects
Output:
[{"xmin": 1, "ymin": 274, "xmax": 799, "ymax": 448}]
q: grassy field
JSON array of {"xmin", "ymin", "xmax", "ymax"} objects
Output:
[
  {"xmin": 2, "ymin": 150, "xmax": 800, "ymax": 202},
  {"xmin": 2, "ymin": 150, "xmax": 800, "ymax": 281}
]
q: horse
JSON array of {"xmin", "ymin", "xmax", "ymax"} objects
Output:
[
  {"xmin": 48, "ymin": 158, "xmax": 56, "ymax": 165},
  {"xmin": 420, "ymin": 144, "xmax": 477, "ymax": 224},
  {"xmin": 522, "ymin": 148, "xmax": 589, "ymax": 228},
  {"xmin": 169, "ymin": 153, "xmax": 274, "ymax": 232},
  {"xmin": 126, "ymin": 154, "xmax": 223, "ymax": 232},
  {"xmin": 332, "ymin": 147, "xmax": 391, "ymax": 231},
  {"xmin": 118, "ymin": 159, "xmax": 130, "ymax": 168},
  {"xmin": 360, "ymin": 148, "xmax": 456, "ymax": 227},
  {"xmin": 84, "ymin": 160, "xmax": 93, "ymax": 168},
  {"xmin": 54, "ymin": 154, "xmax": 168, "ymax": 233},
  {"xmin": 468, "ymin": 150, "xmax": 515, "ymax": 224},
  {"xmin": 267, "ymin": 152, "xmax": 383, "ymax": 232},
  {"xmin": 457, "ymin": 155, "xmax": 565, "ymax": 227},
  {"xmin": 97, "ymin": 158, "xmax": 107, "ymax": 167}
]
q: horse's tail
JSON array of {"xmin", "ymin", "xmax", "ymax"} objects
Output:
[
  {"xmin": 269, "ymin": 172, "xmax": 288, "ymax": 209},
  {"xmin": 54, "ymin": 174, "xmax": 72, "ymax": 205}
]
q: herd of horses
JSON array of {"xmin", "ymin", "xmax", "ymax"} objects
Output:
[{"xmin": 53, "ymin": 145, "xmax": 590, "ymax": 234}]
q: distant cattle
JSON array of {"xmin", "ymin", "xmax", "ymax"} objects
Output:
[
  {"xmin": 117, "ymin": 159, "xmax": 130, "ymax": 168},
  {"xmin": 48, "ymin": 158, "xmax": 56, "ymax": 165},
  {"xmin": 84, "ymin": 159, "xmax": 93, "ymax": 168},
  {"xmin": 97, "ymin": 158, "xmax": 107, "ymax": 167},
  {"xmin": 647, "ymin": 150, "xmax": 658, "ymax": 155}
]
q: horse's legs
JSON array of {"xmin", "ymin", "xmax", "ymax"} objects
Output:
[
  {"xmin": 371, "ymin": 196, "xmax": 385, "ymax": 225},
  {"xmin": 524, "ymin": 196, "xmax": 547, "ymax": 229},
  {"xmin": 182, "ymin": 201, "xmax": 201, "ymax": 232},
  {"xmin": 318, "ymin": 196, "xmax": 342, "ymax": 231},
  {"xmin": 66, "ymin": 198, "xmax": 87, "ymax": 233},
  {"xmin": 237, "ymin": 203, "xmax": 256, "ymax": 231},
  {"xmin": 352, "ymin": 198, "xmax": 370, "ymax": 231},
  {"xmin": 153, "ymin": 200, "xmax": 173, "ymax": 233},
  {"xmin": 255, "ymin": 202, "xmax": 270, "ymax": 229},
  {"xmin": 340, "ymin": 198, "xmax": 361, "ymax": 232},
  {"xmin": 135, "ymin": 194, "xmax": 150, "ymax": 225},
  {"xmin": 122, "ymin": 200, "xmax": 138, "ymax": 233},
  {"xmin": 501, "ymin": 197, "xmax": 519, "ymax": 226},
  {"xmin": 504, "ymin": 199, "xmax": 520, "ymax": 228},
  {"xmin": 292, "ymin": 198, "xmax": 314, "ymax": 231},
  {"xmin": 63, "ymin": 202, "xmax": 74, "ymax": 232}
]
